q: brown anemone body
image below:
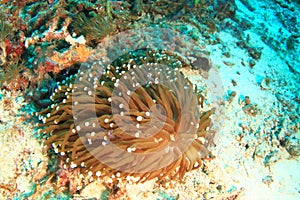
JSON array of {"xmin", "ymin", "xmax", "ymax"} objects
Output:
[{"xmin": 39, "ymin": 49, "xmax": 215, "ymax": 183}]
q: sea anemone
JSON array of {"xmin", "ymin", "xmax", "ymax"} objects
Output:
[{"xmin": 38, "ymin": 49, "xmax": 215, "ymax": 184}]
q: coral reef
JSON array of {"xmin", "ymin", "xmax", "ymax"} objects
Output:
[
  {"xmin": 0, "ymin": 0, "xmax": 229, "ymax": 93},
  {"xmin": 0, "ymin": 0, "xmax": 299, "ymax": 199}
]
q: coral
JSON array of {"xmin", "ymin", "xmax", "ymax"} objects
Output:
[
  {"xmin": 71, "ymin": 11, "xmax": 115, "ymax": 46},
  {"xmin": 0, "ymin": 58, "xmax": 30, "ymax": 91},
  {"xmin": 48, "ymin": 44, "xmax": 94, "ymax": 73},
  {"xmin": 215, "ymin": 0, "xmax": 236, "ymax": 20},
  {"xmin": 0, "ymin": 8, "xmax": 29, "ymax": 92},
  {"xmin": 22, "ymin": 0, "xmax": 115, "ymax": 48},
  {"xmin": 19, "ymin": 1, "xmax": 114, "ymax": 86},
  {"xmin": 38, "ymin": 49, "xmax": 215, "ymax": 190},
  {"xmin": 242, "ymin": 103, "xmax": 260, "ymax": 116},
  {"xmin": 14, "ymin": 0, "xmax": 221, "ymax": 93},
  {"xmin": 0, "ymin": 13, "xmax": 25, "ymax": 65},
  {"xmin": 0, "ymin": 14, "xmax": 11, "ymax": 42},
  {"xmin": 24, "ymin": 15, "xmax": 72, "ymax": 48}
]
